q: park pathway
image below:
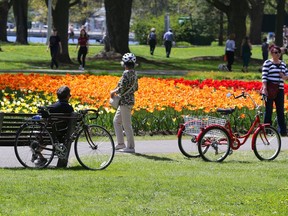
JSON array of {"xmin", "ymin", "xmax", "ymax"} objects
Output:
[{"xmin": 0, "ymin": 138, "xmax": 287, "ymax": 168}]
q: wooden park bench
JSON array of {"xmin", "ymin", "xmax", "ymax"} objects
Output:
[{"xmin": 0, "ymin": 112, "xmax": 77, "ymax": 168}]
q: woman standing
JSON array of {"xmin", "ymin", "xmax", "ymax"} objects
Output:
[
  {"xmin": 225, "ymin": 33, "xmax": 236, "ymax": 71},
  {"xmin": 76, "ymin": 29, "xmax": 89, "ymax": 70},
  {"xmin": 241, "ymin": 36, "xmax": 252, "ymax": 72},
  {"xmin": 110, "ymin": 53, "xmax": 138, "ymax": 153},
  {"xmin": 261, "ymin": 45, "xmax": 288, "ymax": 136}
]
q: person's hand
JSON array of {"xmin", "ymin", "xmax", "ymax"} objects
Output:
[
  {"xmin": 261, "ymin": 86, "xmax": 268, "ymax": 96},
  {"xmin": 110, "ymin": 91, "xmax": 116, "ymax": 98},
  {"xmin": 279, "ymin": 72, "xmax": 287, "ymax": 80}
]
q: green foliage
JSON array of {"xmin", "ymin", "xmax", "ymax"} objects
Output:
[
  {"xmin": 132, "ymin": 14, "xmax": 166, "ymax": 45},
  {"xmin": 0, "ymin": 152, "xmax": 288, "ymax": 215}
]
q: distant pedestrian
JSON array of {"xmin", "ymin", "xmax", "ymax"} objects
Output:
[
  {"xmin": 147, "ymin": 28, "xmax": 157, "ymax": 55},
  {"xmin": 76, "ymin": 29, "xmax": 89, "ymax": 70},
  {"xmin": 68, "ymin": 24, "xmax": 75, "ymax": 43},
  {"xmin": 225, "ymin": 33, "xmax": 236, "ymax": 71},
  {"xmin": 241, "ymin": 36, "xmax": 252, "ymax": 72},
  {"xmin": 261, "ymin": 37, "xmax": 269, "ymax": 62},
  {"xmin": 163, "ymin": 28, "xmax": 174, "ymax": 58},
  {"xmin": 47, "ymin": 28, "xmax": 62, "ymax": 69}
]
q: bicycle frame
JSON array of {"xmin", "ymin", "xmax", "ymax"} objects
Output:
[
  {"xmin": 222, "ymin": 114, "xmax": 271, "ymax": 150},
  {"xmin": 198, "ymin": 92, "xmax": 272, "ymax": 151}
]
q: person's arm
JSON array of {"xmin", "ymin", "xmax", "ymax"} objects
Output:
[
  {"xmin": 280, "ymin": 64, "xmax": 288, "ymax": 80},
  {"xmin": 46, "ymin": 40, "xmax": 50, "ymax": 52},
  {"xmin": 261, "ymin": 61, "xmax": 269, "ymax": 95},
  {"xmin": 86, "ymin": 37, "xmax": 89, "ymax": 53},
  {"xmin": 59, "ymin": 41, "xmax": 62, "ymax": 54}
]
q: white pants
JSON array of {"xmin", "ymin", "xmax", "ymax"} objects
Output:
[{"xmin": 113, "ymin": 105, "xmax": 135, "ymax": 149}]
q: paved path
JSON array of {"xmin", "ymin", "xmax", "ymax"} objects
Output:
[{"xmin": 1, "ymin": 138, "xmax": 287, "ymax": 168}]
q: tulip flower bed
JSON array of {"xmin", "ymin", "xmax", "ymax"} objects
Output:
[{"xmin": 0, "ymin": 73, "xmax": 287, "ymax": 134}]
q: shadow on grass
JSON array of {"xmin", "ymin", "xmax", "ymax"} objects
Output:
[{"xmin": 133, "ymin": 152, "xmax": 175, "ymax": 161}]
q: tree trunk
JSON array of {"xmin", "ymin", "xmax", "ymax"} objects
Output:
[
  {"xmin": 104, "ymin": 0, "xmax": 132, "ymax": 55},
  {"xmin": 13, "ymin": 0, "xmax": 28, "ymax": 44},
  {"xmin": 52, "ymin": 0, "xmax": 71, "ymax": 63},
  {"xmin": 227, "ymin": 0, "xmax": 249, "ymax": 56},
  {"xmin": 275, "ymin": 0, "xmax": 285, "ymax": 47},
  {"xmin": 206, "ymin": 0, "xmax": 249, "ymax": 57},
  {"xmin": 248, "ymin": 0, "xmax": 265, "ymax": 45},
  {"xmin": 218, "ymin": 11, "xmax": 224, "ymax": 46},
  {"xmin": 0, "ymin": 0, "xmax": 10, "ymax": 42}
]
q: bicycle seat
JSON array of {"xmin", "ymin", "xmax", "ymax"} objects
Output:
[{"xmin": 216, "ymin": 108, "xmax": 235, "ymax": 115}]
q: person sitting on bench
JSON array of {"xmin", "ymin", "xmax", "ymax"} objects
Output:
[{"xmin": 34, "ymin": 86, "xmax": 74, "ymax": 166}]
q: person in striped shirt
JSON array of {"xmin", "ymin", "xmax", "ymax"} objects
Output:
[{"xmin": 261, "ymin": 45, "xmax": 288, "ymax": 136}]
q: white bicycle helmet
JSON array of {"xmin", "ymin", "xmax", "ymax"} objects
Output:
[{"xmin": 122, "ymin": 53, "xmax": 136, "ymax": 64}]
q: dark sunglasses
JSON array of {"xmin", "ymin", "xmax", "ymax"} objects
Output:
[{"xmin": 272, "ymin": 51, "xmax": 280, "ymax": 54}]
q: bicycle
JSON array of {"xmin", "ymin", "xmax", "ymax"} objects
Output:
[
  {"xmin": 14, "ymin": 108, "xmax": 115, "ymax": 170},
  {"xmin": 197, "ymin": 92, "xmax": 281, "ymax": 162},
  {"xmin": 177, "ymin": 114, "xmax": 226, "ymax": 158}
]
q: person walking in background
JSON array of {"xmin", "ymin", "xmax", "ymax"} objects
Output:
[
  {"xmin": 225, "ymin": 33, "xmax": 236, "ymax": 71},
  {"xmin": 147, "ymin": 28, "xmax": 157, "ymax": 55},
  {"xmin": 240, "ymin": 36, "xmax": 252, "ymax": 72},
  {"xmin": 68, "ymin": 24, "xmax": 75, "ymax": 43},
  {"xmin": 47, "ymin": 28, "xmax": 62, "ymax": 69},
  {"xmin": 163, "ymin": 28, "xmax": 174, "ymax": 58},
  {"xmin": 76, "ymin": 29, "xmax": 89, "ymax": 70},
  {"xmin": 110, "ymin": 53, "xmax": 138, "ymax": 153},
  {"xmin": 261, "ymin": 37, "xmax": 269, "ymax": 62},
  {"xmin": 261, "ymin": 45, "xmax": 288, "ymax": 136}
]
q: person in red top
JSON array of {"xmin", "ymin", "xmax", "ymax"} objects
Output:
[{"xmin": 76, "ymin": 29, "xmax": 89, "ymax": 70}]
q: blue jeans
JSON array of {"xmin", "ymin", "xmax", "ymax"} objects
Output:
[{"xmin": 264, "ymin": 89, "xmax": 287, "ymax": 134}]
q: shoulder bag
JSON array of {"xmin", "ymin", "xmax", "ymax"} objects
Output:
[{"xmin": 267, "ymin": 81, "xmax": 279, "ymax": 99}]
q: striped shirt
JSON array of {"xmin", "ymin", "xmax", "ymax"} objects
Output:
[{"xmin": 262, "ymin": 59, "xmax": 288, "ymax": 89}]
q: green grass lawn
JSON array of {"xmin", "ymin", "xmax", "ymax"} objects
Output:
[
  {"xmin": 0, "ymin": 150, "xmax": 287, "ymax": 215},
  {"xmin": 1, "ymin": 43, "xmax": 288, "ymax": 215},
  {"xmin": 0, "ymin": 42, "xmax": 271, "ymax": 75}
]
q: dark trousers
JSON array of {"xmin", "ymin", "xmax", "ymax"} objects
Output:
[
  {"xmin": 149, "ymin": 39, "xmax": 156, "ymax": 55},
  {"xmin": 164, "ymin": 41, "xmax": 172, "ymax": 57},
  {"xmin": 226, "ymin": 51, "xmax": 234, "ymax": 71},
  {"xmin": 50, "ymin": 46, "xmax": 59, "ymax": 69},
  {"xmin": 264, "ymin": 89, "xmax": 287, "ymax": 135},
  {"xmin": 78, "ymin": 47, "xmax": 88, "ymax": 68}
]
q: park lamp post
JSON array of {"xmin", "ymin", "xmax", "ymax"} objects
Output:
[{"xmin": 46, "ymin": 0, "xmax": 52, "ymax": 45}]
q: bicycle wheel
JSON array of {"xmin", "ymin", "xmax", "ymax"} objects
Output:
[
  {"xmin": 178, "ymin": 128, "xmax": 200, "ymax": 158},
  {"xmin": 74, "ymin": 125, "xmax": 115, "ymax": 170},
  {"xmin": 253, "ymin": 126, "xmax": 281, "ymax": 161},
  {"xmin": 14, "ymin": 121, "xmax": 55, "ymax": 168},
  {"xmin": 198, "ymin": 126, "xmax": 231, "ymax": 162}
]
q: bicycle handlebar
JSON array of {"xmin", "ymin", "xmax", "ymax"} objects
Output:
[{"xmin": 228, "ymin": 91, "xmax": 265, "ymax": 110}]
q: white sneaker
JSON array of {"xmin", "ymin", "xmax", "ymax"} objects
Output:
[
  {"xmin": 118, "ymin": 148, "xmax": 135, "ymax": 153},
  {"xmin": 115, "ymin": 143, "xmax": 126, "ymax": 150},
  {"xmin": 79, "ymin": 65, "xmax": 82, "ymax": 70},
  {"xmin": 81, "ymin": 67, "xmax": 84, "ymax": 71}
]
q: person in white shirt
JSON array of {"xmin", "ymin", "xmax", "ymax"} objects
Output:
[
  {"xmin": 225, "ymin": 33, "xmax": 236, "ymax": 71},
  {"xmin": 163, "ymin": 28, "xmax": 174, "ymax": 58}
]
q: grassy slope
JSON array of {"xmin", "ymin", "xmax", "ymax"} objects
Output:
[{"xmin": 0, "ymin": 43, "xmax": 269, "ymax": 75}]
